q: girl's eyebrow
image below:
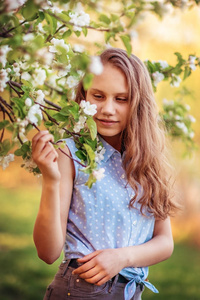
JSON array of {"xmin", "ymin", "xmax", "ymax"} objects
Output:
[{"xmin": 90, "ymin": 88, "xmax": 128, "ymax": 96}]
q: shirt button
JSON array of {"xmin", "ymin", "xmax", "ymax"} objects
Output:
[
  {"xmin": 133, "ymin": 220, "xmax": 137, "ymax": 226},
  {"xmin": 121, "ymin": 174, "xmax": 125, "ymax": 179}
]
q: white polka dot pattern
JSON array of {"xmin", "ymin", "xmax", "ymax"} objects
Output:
[{"xmin": 63, "ymin": 136, "xmax": 155, "ymax": 260}]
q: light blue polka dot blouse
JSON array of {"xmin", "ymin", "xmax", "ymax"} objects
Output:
[{"xmin": 63, "ymin": 136, "xmax": 158, "ymax": 299}]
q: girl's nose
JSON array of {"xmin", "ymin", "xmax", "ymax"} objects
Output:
[{"xmin": 101, "ymin": 98, "xmax": 115, "ymax": 115}]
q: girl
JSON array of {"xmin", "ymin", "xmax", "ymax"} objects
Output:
[{"xmin": 32, "ymin": 48, "xmax": 177, "ymax": 300}]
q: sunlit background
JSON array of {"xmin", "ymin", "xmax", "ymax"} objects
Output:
[{"xmin": 0, "ymin": 4, "xmax": 200, "ymax": 300}]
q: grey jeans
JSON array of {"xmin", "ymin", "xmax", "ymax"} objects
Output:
[{"xmin": 43, "ymin": 260, "xmax": 144, "ymax": 300}]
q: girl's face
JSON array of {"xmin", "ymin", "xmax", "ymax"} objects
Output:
[{"xmin": 86, "ymin": 63, "xmax": 130, "ymax": 151}]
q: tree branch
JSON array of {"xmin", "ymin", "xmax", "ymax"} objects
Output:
[
  {"xmin": 32, "ymin": 123, "xmax": 86, "ymax": 167},
  {"xmin": 0, "ymin": 20, "xmax": 28, "ymax": 37}
]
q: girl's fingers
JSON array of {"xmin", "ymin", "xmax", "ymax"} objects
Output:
[
  {"xmin": 37, "ymin": 143, "xmax": 56, "ymax": 162},
  {"xmin": 77, "ymin": 250, "xmax": 100, "ymax": 263},
  {"xmin": 84, "ymin": 272, "xmax": 108, "ymax": 285},
  {"xmin": 32, "ymin": 132, "xmax": 54, "ymax": 159},
  {"xmin": 73, "ymin": 260, "xmax": 94, "ymax": 275},
  {"xmin": 32, "ymin": 130, "xmax": 49, "ymax": 147}
]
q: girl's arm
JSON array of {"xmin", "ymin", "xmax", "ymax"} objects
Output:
[
  {"xmin": 73, "ymin": 217, "xmax": 174, "ymax": 285},
  {"xmin": 32, "ymin": 131, "xmax": 74, "ymax": 264}
]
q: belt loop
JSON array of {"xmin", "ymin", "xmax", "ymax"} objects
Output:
[
  {"xmin": 62, "ymin": 259, "xmax": 71, "ymax": 277},
  {"xmin": 108, "ymin": 274, "xmax": 119, "ymax": 293}
]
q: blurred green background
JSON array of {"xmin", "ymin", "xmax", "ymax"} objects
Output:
[{"xmin": 1, "ymin": 4, "xmax": 200, "ymax": 300}]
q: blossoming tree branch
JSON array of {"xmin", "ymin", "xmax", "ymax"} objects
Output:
[{"xmin": 0, "ymin": 0, "xmax": 199, "ymax": 187}]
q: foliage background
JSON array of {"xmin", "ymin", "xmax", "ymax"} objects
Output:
[{"xmin": 0, "ymin": 1, "xmax": 200, "ymax": 299}]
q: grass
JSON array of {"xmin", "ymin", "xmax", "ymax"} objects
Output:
[{"xmin": 0, "ymin": 186, "xmax": 200, "ymax": 300}]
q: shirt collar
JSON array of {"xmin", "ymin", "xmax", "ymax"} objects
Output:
[{"xmin": 98, "ymin": 135, "xmax": 122, "ymax": 163}]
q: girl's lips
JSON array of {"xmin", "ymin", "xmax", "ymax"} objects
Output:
[{"xmin": 97, "ymin": 118, "xmax": 118, "ymax": 126}]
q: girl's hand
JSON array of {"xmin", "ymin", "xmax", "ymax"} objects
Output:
[
  {"xmin": 32, "ymin": 130, "xmax": 61, "ymax": 182},
  {"xmin": 72, "ymin": 249, "xmax": 126, "ymax": 286}
]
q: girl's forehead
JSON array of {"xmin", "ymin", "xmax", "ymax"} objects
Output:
[{"xmin": 89, "ymin": 64, "xmax": 128, "ymax": 93}]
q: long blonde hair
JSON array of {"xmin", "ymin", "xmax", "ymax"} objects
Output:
[{"xmin": 75, "ymin": 48, "xmax": 177, "ymax": 219}]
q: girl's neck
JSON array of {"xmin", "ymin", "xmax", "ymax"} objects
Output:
[{"xmin": 99, "ymin": 134, "xmax": 122, "ymax": 153}]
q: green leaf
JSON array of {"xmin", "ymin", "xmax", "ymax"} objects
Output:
[
  {"xmin": 183, "ymin": 66, "xmax": 191, "ymax": 80},
  {"xmin": 99, "ymin": 14, "xmax": 111, "ymax": 25},
  {"xmin": 0, "ymin": 120, "xmax": 9, "ymax": 130},
  {"xmin": 83, "ymin": 143, "xmax": 95, "ymax": 162},
  {"xmin": 75, "ymin": 150, "xmax": 87, "ymax": 161},
  {"xmin": 21, "ymin": 0, "xmax": 38, "ymax": 21},
  {"xmin": 62, "ymin": 29, "xmax": 72, "ymax": 39},
  {"xmin": 111, "ymin": 14, "xmax": 119, "ymax": 22},
  {"xmin": 45, "ymin": 13, "xmax": 58, "ymax": 35},
  {"xmin": 14, "ymin": 141, "xmax": 31, "ymax": 159},
  {"xmin": 82, "ymin": 27, "xmax": 88, "ymax": 37},
  {"xmin": 85, "ymin": 173, "xmax": 96, "ymax": 188},
  {"xmin": 86, "ymin": 117, "xmax": 97, "ymax": 140},
  {"xmin": 74, "ymin": 31, "xmax": 81, "ymax": 37},
  {"xmin": 52, "ymin": 112, "xmax": 67, "ymax": 122},
  {"xmin": 0, "ymin": 139, "xmax": 11, "ymax": 156},
  {"xmin": 105, "ymin": 31, "xmax": 115, "ymax": 43},
  {"xmin": 83, "ymin": 73, "xmax": 94, "ymax": 90},
  {"xmin": 120, "ymin": 35, "xmax": 132, "ymax": 56}
]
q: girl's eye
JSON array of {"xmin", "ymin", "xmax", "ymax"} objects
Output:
[
  {"xmin": 116, "ymin": 97, "xmax": 127, "ymax": 102},
  {"xmin": 93, "ymin": 94, "xmax": 103, "ymax": 99}
]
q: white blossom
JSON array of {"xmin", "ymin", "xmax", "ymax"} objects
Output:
[
  {"xmin": 0, "ymin": 154, "xmax": 14, "ymax": 170},
  {"xmin": 57, "ymin": 64, "xmax": 71, "ymax": 77},
  {"xmin": 130, "ymin": 30, "xmax": 138, "ymax": 39},
  {"xmin": 188, "ymin": 115, "xmax": 196, "ymax": 123},
  {"xmin": 4, "ymin": 0, "xmax": 26, "ymax": 12},
  {"xmin": 152, "ymin": 71, "xmax": 164, "ymax": 86},
  {"xmin": 95, "ymin": 146, "xmax": 106, "ymax": 164},
  {"xmin": 50, "ymin": 6, "xmax": 63, "ymax": 14},
  {"xmin": 77, "ymin": 70, "xmax": 85, "ymax": 78},
  {"xmin": 26, "ymin": 104, "xmax": 43, "ymax": 125},
  {"xmin": 18, "ymin": 132, "xmax": 28, "ymax": 142},
  {"xmin": 189, "ymin": 55, "xmax": 196, "ymax": 71},
  {"xmin": 89, "ymin": 56, "xmax": 103, "ymax": 75},
  {"xmin": 66, "ymin": 75, "xmax": 79, "ymax": 89},
  {"xmin": 189, "ymin": 131, "xmax": 195, "ymax": 139},
  {"xmin": 73, "ymin": 44, "xmax": 85, "ymax": 53},
  {"xmin": 73, "ymin": 115, "xmax": 87, "ymax": 133},
  {"xmin": 19, "ymin": 61, "xmax": 29, "ymax": 70},
  {"xmin": 48, "ymin": 74, "xmax": 62, "ymax": 91},
  {"xmin": 21, "ymin": 72, "xmax": 31, "ymax": 81},
  {"xmin": 0, "ymin": 45, "xmax": 12, "ymax": 68},
  {"xmin": 49, "ymin": 38, "xmax": 70, "ymax": 55},
  {"xmin": 69, "ymin": 10, "xmax": 90, "ymax": 31},
  {"xmin": 176, "ymin": 121, "xmax": 188, "ymax": 134},
  {"xmin": 163, "ymin": 98, "xmax": 174, "ymax": 106},
  {"xmin": 158, "ymin": 60, "xmax": 169, "ymax": 69},
  {"xmin": 185, "ymin": 104, "xmax": 190, "ymax": 111},
  {"xmin": 170, "ymin": 75, "xmax": 182, "ymax": 87},
  {"xmin": 0, "ymin": 69, "xmax": 9, "ymax": 92},
  {"xmin": 23, "ymin": 33, "xmax": 35, "ymax": 42},
  {"xmin": 32, "ymin": 68, "xmax": 46, "ymax": 87},
  {"xmin": 35, "ymin": 89, "xmax": 45, "ymax": 105},
  {"xmin": 92, "ymin": 168, "xmax": 105, "ymax": 180},
  {"xmin": 37, "ymin": 23, "xmax": 46, "ymax": 34},
  {"xmin": 16, "ymin": 118, "xmax": 29, "ymax": 132},
  {"xmin": 58, "ymin": 77, "xmax": 66, "ymax": 86},
  {"xmin": 80, "ymin": 100, "xmax": 97, "ymax": 116},
  {"xmin": 36, "ymin": 48, "xmax": 54, "ymax": 66},
  {"xmin": 25, "ymin": 97, "xmax": 32, "ymax": 107},
  {"xmin": 13, "ymin": 62, "xmax": 20, "ymax": 77},
  {"xmin": 22, "ymin": 157, "xmax": 38, "ymax": 173}
]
